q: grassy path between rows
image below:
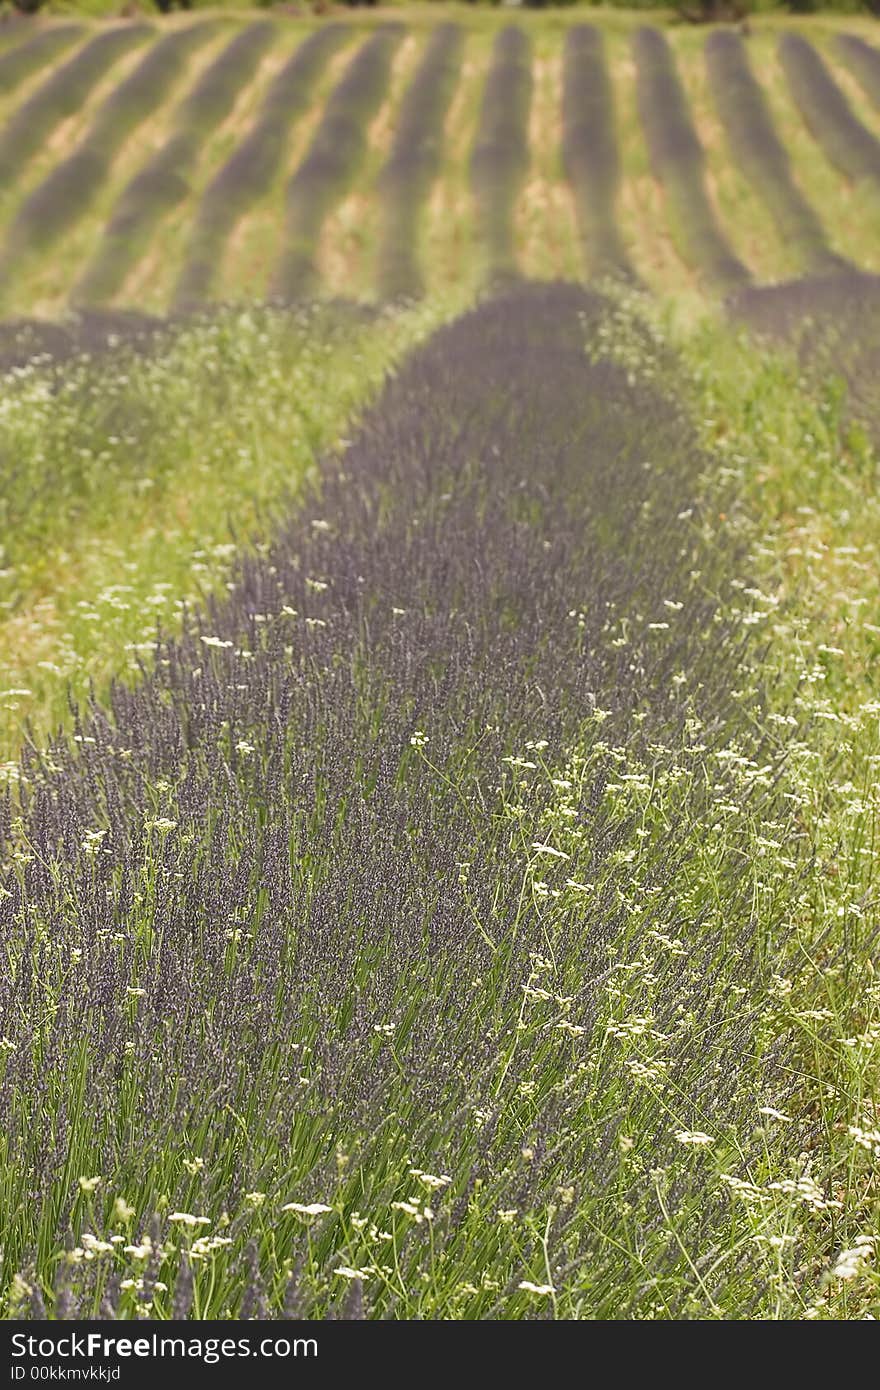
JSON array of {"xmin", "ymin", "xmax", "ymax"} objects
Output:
[{"xmin": 2, "ymin": 282, "xmax": 877, "ymax": 1318}]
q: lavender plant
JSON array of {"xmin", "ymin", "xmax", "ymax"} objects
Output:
[
  {"xmin": 706, "ymin": 30, "xmax": 847, "ymax": 277},
  {"xmin": 173, "ymin": 26, "xmax": 350, "ymax": 311},
  {"xmin": 779, "ymin": 33, "xmax": 880, "ymax": 190},
  {"xmin": 561, "ymin": 25, "xmax": 631, "ymax": 281},
  {"xmin": 72, "ymin": 23, "xmax": 276, "ymax": 309},
  {"xmin": 1, "ymin": 284, "xmax": 821, "ymax": 1318},
  {"xmin": 633, "ymin": 27, "xmax": 750, "ymax": 294},
  {"xmin": 0, "ymin": 306, "xmax": 164, "ymax": 375},
  {"xmin": 375, "ymin": 22, "xmax": 463, "ymax": 302},
  {"xmin": 270, "ymin": 25, "xmax": 405, "ymax": 302},
  {"xmin": 469, "ymin": 26, "xmax": 532, "ymax": 287},
  {"xmin": 0, "ymin": 22, "xmax": 83, "ymax": 97},
  {"xmin": 0, "ymin": 25, "xmax": 153, "ymax": 194},
  {"xmin": 732, "ymin": 269, "xmax": 880, "ymax": 448},
  {"xmin": 0, "ymin": 24, "xmax": 218, "ymax": 274},
  {"xmin": 0, "ymin": 294, "xmax": 463, "ymax": 757},
  {"xmin": 836, "ymin": 33, "xmax": 880, "ymax": 115}
]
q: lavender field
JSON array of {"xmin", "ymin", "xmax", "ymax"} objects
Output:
[{"xmin": 1, "ymin": 8, "xmax": 879, "ymax": 1322}]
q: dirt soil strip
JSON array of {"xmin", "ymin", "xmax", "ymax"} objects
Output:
[{"xmin": 0, "ymin": 282, "xmax": 810, "ymax": 1315}]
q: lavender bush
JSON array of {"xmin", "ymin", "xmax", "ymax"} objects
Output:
[
  {"xmin": 73, "ymin": 23, "xmax": 276, "ymax": 308},
  {"xmin": 561, "ymin": 25, "xmax": 631, "ymax": 281},
  {"xmin": 173, "ymin": 26, "xmax": 350, "ymax": 310},
  {"xmin": 0, "ymin": 25, "xmax": 153, "ymax": 193},
  {"xmin": 731, "ymin": 269, "xmax": 880, "ymax": 447},
  {"xmin": 836, "ymin": 33, "xmax": 880, "ymax": 114},
  {"xmin": 0, "ymin": 24, "xmax": 218, "ymax": 264},
  {"xmin": 633, "ymin": 27, "xmax": 750, "ymax": 293},
  {"xmin": 271, "ymin": 25, "xmax": 404, "ymax": 302},
  {"xmin": 375, "ymin": 22, "xmax": 463, "ymax": 302},
  {"xmin": 0, "ymin": 22, "xmax": 82, "ymax": 97},
  {"xmin": 0, "ymin": 306, "xmax": 168, "ymax": 375},
  {"xmin": 706, "ymin": 30, "xmax": 847, "ymax": 277},
  {"xmin": 469, "ymin": 26, "xmax": 532, "ymax": 286},
  {"xmin": 1, "ymin": 284, "xmax": 819, "ymax": 1318},
  {"xmin": 779, "ymin": 33, "xmax": 880, "ymax": 189}
]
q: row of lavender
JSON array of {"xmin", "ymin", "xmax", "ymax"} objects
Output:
[
  {"xmin": 0, "ymin": 21, "xmax": 82, "ymax": 96},
  {"xmin": 72, "ymin": 22, "xmax": 277, "ymax": 307},
  {"xmin": 635, "ymin": 26, "xmax": 750, "ymax": 294},
  {"xmin": 375, "ymin": 22, "xmax": 463, "ymax": 301},
  {"xmin": 1, "ymin": 284, "xmax": 812, "ymax": 1317},
  {"xmin": 696, "ymin": 26, "xmax": 880, "ymax": 448},
  {"xmin": 630, "ymin": 26, "xmax": 880, "ymax": 293},
  {"xmin": 705, "ymin": 30, "xmax": 847, "ymax": 277},
  {"xmin": 780, "ymin": 32, "xmax": 880, "ymax": 189},
  {"xmin": 0, "ymin": 22, "xmax": 218, "ymax": 281},
  {"xmin": 172, "ymin": 25, "xmax": 349, "ymax": 309},
  {"xmin": 0, "ymin": 25, "xmax": 152, "ymax": 193},
  {"xmin": 469, "ymin": 26, "xmax": 532, "ymax": 286},
  {"xmin": 270, "ymin": 24, "xmax": 404, "ymax": 301},
  {"xmin": 562, "ymin": 25, "xmax": 631, "ymax": 281},
  {"xmin": 0, "ymin": 22, "xmax": 880, "ymax": 306}
]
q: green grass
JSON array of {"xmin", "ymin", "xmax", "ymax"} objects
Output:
[
  {"xmin": 612, "ymin": 282, "xmax": 880, "ymax": 1315},
  {"xmin": 0, "ymin": 699, "xmax": 824, "ymax": 1315},
  {"xmin": 3, "ymin": 286, "xmax": 880, "ymax": 1318},
  {"xmin": 0, "ymin": 290, "xmax": 470, "ymax": 760}
]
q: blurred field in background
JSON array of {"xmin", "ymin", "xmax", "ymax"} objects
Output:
[{"xmin": 0, "ymin": 8, "xmax": 878, "ymax": 318}]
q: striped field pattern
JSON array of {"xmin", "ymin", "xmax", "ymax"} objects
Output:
[
  {"xmin": 3, "ymin": 11, "xmax": 880, "ymax": 1324},
  {"xmin": 0, "ymin": 14, "xmax": 879, "ymax": 324}
]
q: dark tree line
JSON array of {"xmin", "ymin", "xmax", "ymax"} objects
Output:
[{"xmin": 1, "ymin": 1, "xmax": 878, "ymax": 31}]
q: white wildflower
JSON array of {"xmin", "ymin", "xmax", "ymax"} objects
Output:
[
  {"xmin": 190, "ymin": 1236, "xmax": 233, "ymax": 1259},
  {"xmin": 123, "ymin": 1239, "xmax": 153, "ymax": 1261},
  {"xmin": 112, "ymin": 1198, "xmax": 136, "ymax": 1224},
  {"xmin": 80, "ymin": 1234, "xmax": 114, "ymax": 1257},
  {"xmin": 831, "ymin": 1242, "xmax": 874, "ymax": 1281},
  {"xmin": 409, "ymin": 1169, "xmax": 452, "ymax": 1190}
]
